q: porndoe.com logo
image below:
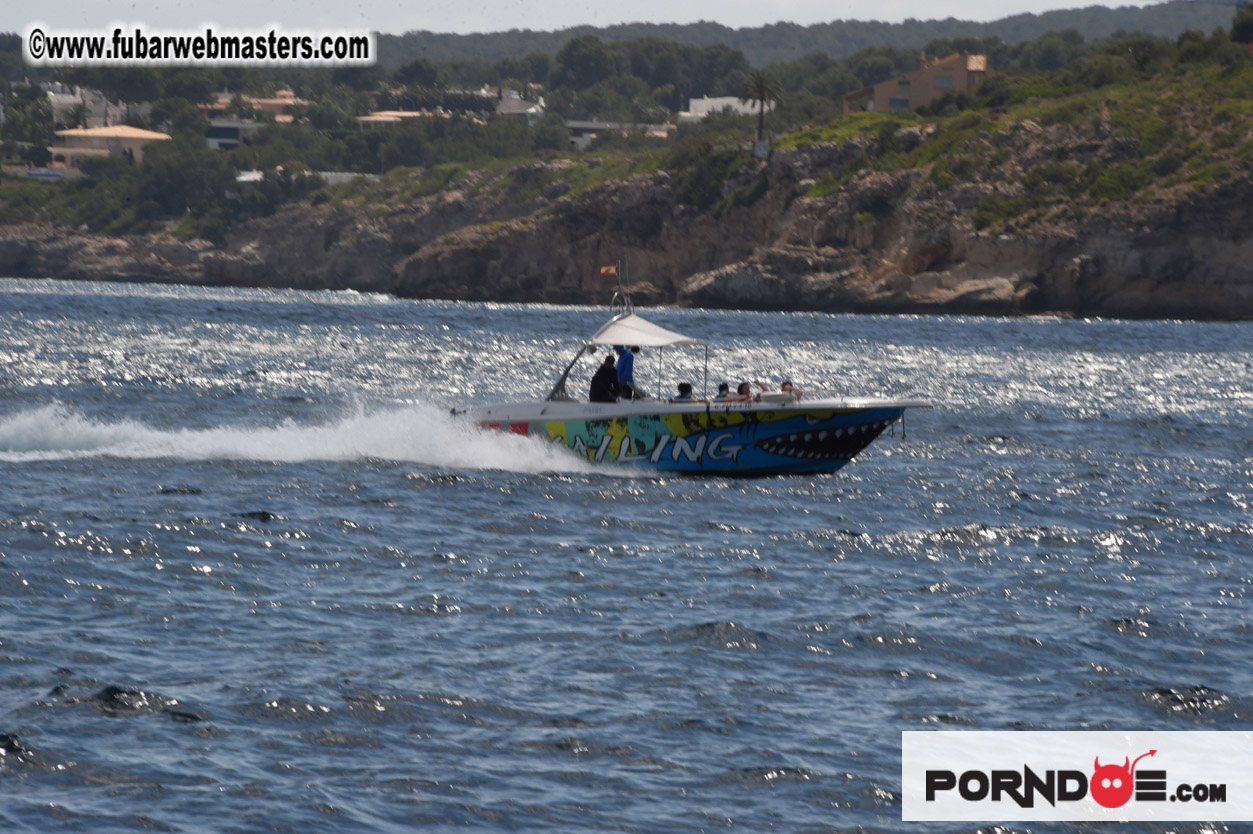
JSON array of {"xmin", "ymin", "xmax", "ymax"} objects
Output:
[{"xmin": 902, "ymin": 732, "xmax": 1253, "ymax": 822}]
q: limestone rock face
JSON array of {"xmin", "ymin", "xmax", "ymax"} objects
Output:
[{"xmin": 4, "ymin": 135, "xmax": 1253, "ymax": 320}]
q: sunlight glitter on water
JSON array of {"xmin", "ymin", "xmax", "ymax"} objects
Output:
[{"xmin": 2, "ymin": 279, "xmax": 1252, "ymax": 834}]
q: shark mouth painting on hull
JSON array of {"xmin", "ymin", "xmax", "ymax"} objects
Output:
[{"xmin": 755, "ymin": 419, "xmax": 896, "ymax": 461}]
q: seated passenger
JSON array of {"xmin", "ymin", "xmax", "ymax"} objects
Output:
[
  {"xmin": 755, "ymin": 378, "xmax": 803, "ymax": 401},
  {"xmin": 730, "ymin": 382, "xmax": 757, "ymax": 402},
  {"xmin": 713, "ymin": 382, "xmax": 730, "ymax": 401},
  {"xmin": 589, "ymin": 354, "xmax": 621, "ymax": 402},
  {"xmin": 672, "ymin": 381, "xmax": 704, "ymax": 403},
  {"xmin": 780, "ymin": 380, "xmax": 803, "ymax": 401}
]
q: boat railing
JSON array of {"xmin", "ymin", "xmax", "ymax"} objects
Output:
[{"xmin": 609, "ymin": 290, "xmax": 632, "ymax": 317}]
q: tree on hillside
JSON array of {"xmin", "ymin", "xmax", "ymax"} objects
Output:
[
  {"xmin": 396, "ymin": 58, "xmax": 442, "ymax": 87},
  {"xmin": 332, "ymin": 65, "xmax": 384, "ymax": 92},
  {"xmin": 1233, "ymin": 6, "xmax": 1253, "ymax": 46},
  {"xmin": 0, "ymin": 84, "xmax": 54, "ymax": 164},
  {"xmin": 137, "ymin": 138, "xmax": 235, "ymax": 221},
  {"xmin": 552, "ymin": 35, "xmax": 616, "ymax": 91},
  {"xmin": 149, "ymin": 97, "xmax": 209, "ymax": 138},
  {"xmin": 0, "ymin": 34, "xmax": 27, "ymax": 83},
  {"xmin": 56, "ymin": 68, "xmax": 163, "ymax": 123},
  {"xmin": 741, "ymin": 69, "xmax": 782, "ymax": 143},
  {"xmin": 160, "ymin": 69, "xmax": 218, "ymax": 104}
]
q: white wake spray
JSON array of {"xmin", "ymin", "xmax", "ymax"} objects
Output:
[{"xmin": 0, "ymin": 402, "xmax": 596, "ymax": 474}]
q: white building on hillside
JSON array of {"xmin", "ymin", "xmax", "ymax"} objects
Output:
[{"xmin": 677, "ymin": 95, "xmax": 771, "ymax": 124}]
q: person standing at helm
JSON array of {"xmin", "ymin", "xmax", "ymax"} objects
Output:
[{"xmin": 589, "ymin": 354, "xmax": 621, "ymax": 403}]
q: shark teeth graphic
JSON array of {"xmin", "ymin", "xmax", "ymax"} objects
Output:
[{"xmin": 755, "ymin": 420, "xmax": 893, "ymax": 460}]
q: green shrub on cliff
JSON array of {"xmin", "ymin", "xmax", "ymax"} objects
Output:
[
  {"xmin": 660, "ymin": 138, "xmax": 752, "ymax": 210},
  {"xmin": 1109, "ymin": 97, "xmax": 1174, "ymax": 155},
  {"xmin": 927, "ymin": 160, "xmax": 956, "ymax": 191},
  {"xmin": 713, "ymin": 169, "xmax": 770, "ymax": 216},
  {"xmin": 1189, "ymin": 160, "xmax": 1230, "ymax": 186},
  {"xmin": 773, "ymin": 111, "xmax": 900, "ymax": 153},
  {"xmin": 1152, "ymin": 146, "xmax": 1185, "ymax": 177},
  {"xmin": 407, "ymin": 163, "xmax": 469, "ymax": 200},
  {"xmin": 1089, "ymin": 160, "xmax": 1153, "ymax": 203},
  {"xmin": 973, "ymin": 192, "xmax": 1021, "ymax": 230},
  {"xmin": 807, "ymin": 169, "xmax": 846, "ymax": 199}
]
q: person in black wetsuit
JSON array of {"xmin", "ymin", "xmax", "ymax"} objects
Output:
[{"xmin": 589, "ymin": 354, "xmax": 621, "ymax": 402}]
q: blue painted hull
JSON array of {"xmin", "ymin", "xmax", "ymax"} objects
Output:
[{"xmin": 481, "ymin": 404, "xmax": 908, "ymax": 476}]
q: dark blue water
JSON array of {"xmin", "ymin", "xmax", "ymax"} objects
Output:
[{"xmin": 1, "ymin": 278, "xmax": 1250, "ymax": 832}]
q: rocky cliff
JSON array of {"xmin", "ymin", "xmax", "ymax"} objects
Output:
[{"xmin": 3, "ymin": 114, "xmax": 1251, "ymax": 320}]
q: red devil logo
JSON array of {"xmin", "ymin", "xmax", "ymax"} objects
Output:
[{"xmin": 1090, "ymin": 750, "xmax": 1156, "ymax": 808}]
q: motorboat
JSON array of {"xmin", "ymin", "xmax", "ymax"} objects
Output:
[{"xmin": 459, "ymin": 293, "xmax": 930, "ymax": 476}]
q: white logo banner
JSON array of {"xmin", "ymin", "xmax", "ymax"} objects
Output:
[{"xmin": 902, "ymin": 731, "xmax": 1253, "ymax": 821}]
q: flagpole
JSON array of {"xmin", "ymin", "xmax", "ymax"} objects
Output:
[
  {"xmin": 605, "ymin": 260, "xmax": 630, "ymax": 317},
  {"xmin": 619, "ymin": 259, "xmax": 629, "ymax": 313}
]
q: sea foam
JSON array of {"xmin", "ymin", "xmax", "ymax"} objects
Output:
[{"xmin": 0, "ymin": 402, "xmax": 595, "ymax": 474}]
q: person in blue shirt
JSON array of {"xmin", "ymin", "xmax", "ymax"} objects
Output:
[
  {"xmin": 713, "ymin": 382, "xmax": 730, "ymax": 401},
  {"xmin": 614, "ymin": 345, "xmax": 640, "ymax": 399}
]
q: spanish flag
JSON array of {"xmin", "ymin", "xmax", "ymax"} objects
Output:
[{"xmin": 599, "ymin": 264, "xmax": 617, "ymax": 276}]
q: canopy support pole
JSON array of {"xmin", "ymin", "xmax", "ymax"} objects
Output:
[
  {"xmin": 702, "ymin": 346, "xmax": 709, "ymax": 398},
  {"xmin": 657, "ymin": 347, "xmax": 663, "ymax": 399},
  {"xmin": 545, "ymin": 344, "xmax": 593, "ymax": 402}
]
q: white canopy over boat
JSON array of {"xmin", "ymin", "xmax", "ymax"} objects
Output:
[
  {"xmin": 589, "ymin": 313, "xmax": 705, "ymax": 348},
  {"xmin": 545, "ymin": 311, "xmax": 704, "ymax": 402}
]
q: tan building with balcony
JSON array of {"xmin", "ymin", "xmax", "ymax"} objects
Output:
[
  {"xmin": 200, "ymin": 90, "xmax": 307, "ymax": 124},
  {"xmin": 49, "ymin": 125, "xmax": 173, "ymax": 168},
  {"xmin": 842, "ymin": 54, "xmax": 990, "ymax": 117}
]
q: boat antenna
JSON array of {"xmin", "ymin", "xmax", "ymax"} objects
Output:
[{"xmin": 609, "ymin": 259, "xmax": 632, "ymax": 317}]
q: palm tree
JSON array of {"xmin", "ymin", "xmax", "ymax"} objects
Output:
[{"xmin": 741, "ymin": 69, "xmax": 783, "ymax": 143}]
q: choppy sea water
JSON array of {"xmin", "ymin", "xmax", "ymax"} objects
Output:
[{"xmin": 0, "ymin": 277, "xmax": 1250, "ymax": 833}]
